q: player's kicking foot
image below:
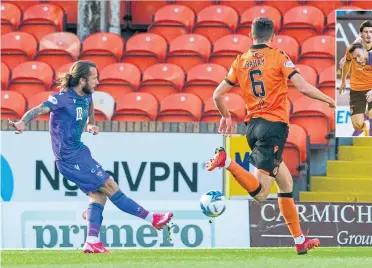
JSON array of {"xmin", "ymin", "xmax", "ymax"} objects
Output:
[
  {"xmin": 206, "ymin": 147, "xmax": 229, "ymax": 171},
  {"xmin": 83, "ymin": 241, "xmax": 111, "ymax": 254},
  {"xmin": 296, "ymin": 237, "xmax": 320, "ymax": 255},
  {"xmin": 152, "ymin": 212, "xmax": 173, "ymax": 230},
  {"xmin": 363, "ymin": 120, "xmax": 370, "ymax": 136}
]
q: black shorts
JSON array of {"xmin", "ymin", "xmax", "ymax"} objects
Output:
[
  {"xmin": 245, "ymin": 118, "xmax": 289, "ymax": 177},
  {"xmin": 350, "ymin": 90, "xmax": 372, "ymax": 116}
]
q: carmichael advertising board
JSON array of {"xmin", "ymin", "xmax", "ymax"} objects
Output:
[{"xmin": 249, "ymin": 201, "xmax": 372, "ymax": 247}]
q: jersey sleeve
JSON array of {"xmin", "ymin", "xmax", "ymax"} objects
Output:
[
  {"xmin": 42, "ymin": 92, "xmax": 66, "ymax": 111},
  {"xmin": 224, "ymin": 56, "xmax": 239, "ymax": 86},
  {"xmin": 278, "ymin": 50, "xmax": 298, "ymax": 80},
  {"xmin": 345, "ymin": 46, "xmax": 352, "ymax": 61}
]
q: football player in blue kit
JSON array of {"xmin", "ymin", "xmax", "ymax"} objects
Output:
[{"xmin": 9, "ymin": 60, "xmax": 173, "ymax": 254}]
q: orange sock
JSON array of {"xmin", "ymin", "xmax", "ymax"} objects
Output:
[
  {"xmin": 278, "ymin": 194, "xmax": 303, "ymax": 238},
  {"xmin": 227, "ymin": 160, "xmax": 261, "ymax": 196}
]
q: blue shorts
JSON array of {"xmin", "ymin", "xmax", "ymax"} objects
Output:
[{"xmin": 56, "ymin": 147, "xmax": 110, "ymax": 194}]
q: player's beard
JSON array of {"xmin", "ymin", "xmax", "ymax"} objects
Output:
[{"xmin": 82, "ymin": 84, "xmax": 93, "ymax": 94}]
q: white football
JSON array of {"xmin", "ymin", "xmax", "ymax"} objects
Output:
[{"xmin": 200, "ymin": 190, "xmax": 226, "ymax": 218}]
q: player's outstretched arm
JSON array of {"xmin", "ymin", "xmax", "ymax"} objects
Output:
[
  {"xmin": 86, "ymin": 101, "xmax": 99, "ymax": 135},
  {"xmin": 339, "ymin": 59, "xmax": 352, "ymax": 94},
  {"xmin": 290, "ymin": 73, "xmax": 335, "ymax": 108},
  {"xmin": 213, "ymin": 80, "xmax": 233, "ymax": 136},
  {"xmin": 8, "ymin": 103, "xmax": 51, "ymax": 134}
]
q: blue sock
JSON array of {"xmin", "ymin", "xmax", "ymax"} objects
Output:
[
  {"xmin": 110, "ymin": 190, "xmax": 149, "ymax": 219},
  {"xmin": 87, "ymin": 203, "xmax": 104, "ymax": 237}
]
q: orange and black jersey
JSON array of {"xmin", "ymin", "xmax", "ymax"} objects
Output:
[
  {"xmin": 225, "ymin": 44, "xmax": 298, "ymax": 124},
  {"xmin": 345, "ymin": 45, "xmax": 372, "ymax": 91}
]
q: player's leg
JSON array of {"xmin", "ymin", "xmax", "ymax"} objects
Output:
[
  {"xmin": 55, "ymin": 160, "xmax": 111, "ymax": 254},
  {"xmin": 82, "ymin": 192, "xmax": 111, "ymax": 254},
  {"xmin": 275, "ymin": 162, "xmax": 320, "ymax": 254},
  {"xmin": 351, "ymin": 113, "xmax": 369, "ymax": 136},
  {"xmin": 206, "ymin": 118, "xmax": 283, "ymax": 202},
  {"xmin": 84, "ymin": 192, "xmax": 107, "ymax": 244},
  {"xmin": 251, "ymin": 169, "xmax": 275, "ymax": 201},
  {"xmin": 98, "ymin": 178, "xmax": 173, "ymax": 230},
  {"xmin": 350, "ymin": 90, "xmax": 370, "ymax": 136}
]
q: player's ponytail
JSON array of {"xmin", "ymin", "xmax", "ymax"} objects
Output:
[
  {"xmin": 56, "ymin": 73, "xmax": 73, "ymax": 90},
  {"xmin": 56, "ymin": 60, "xmax": 96, "ymax": 90}
]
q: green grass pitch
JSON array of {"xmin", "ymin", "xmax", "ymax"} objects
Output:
[{"xmin": 2, "ymin": 247, "xmax": 372, "ymax": 268}]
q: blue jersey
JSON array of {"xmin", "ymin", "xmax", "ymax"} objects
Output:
[
  {"xmin": 369, "ymin": 51, "xmax": 372, "ymax": 66},
  {"xmin": 43, "ymin": 88, "xmax": 92, "ymax": 161}
]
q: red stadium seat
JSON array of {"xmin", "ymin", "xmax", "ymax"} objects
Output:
[
  {"xmin": 148, "ymin": 5, "xmax": 195, "ymax": 43},
  {"xmin": 121, "ymin": 33, "xmax": 167, "ymax": 73},
  {"xmin": 237, "ymin": 6, "xmax": 281, "ymax": 35},
  {"xmin": 7, "ymin": 61, "xmax": 54, "ymax": 99},
  {"xmin": 2, "ymin": 0, "xmax": 40, "ymax": 12},
  {"xmin": 113, "ymin": 92, "xmax": 159, "ymax": 122},
  {"xmin": 298, "ymin": 35, "xmax": 335, "ymax": 75},
  {"xmin": 130, "ymin": 0, "xmax": 168, "ymax": 29},
  {"xmin": 1, "ymin": 90, "xmax": 26, "ymax": 120},
  {"xmin": 280, "ymin": 6, "xmax": 324, "ymax": 45},
  {"xmin": 218, "ymin": 0, "xmax": 256, "ymax": 15},
  {"xmin": 318, "ymin": 65, "xmax": 335, "ymax": 100},
  {"xmin": 1, "ymin": 0, "xmax": 40, "ymax": 12},
  {"xmin": 165, "ymin": 34, "xmax": 211, "ymax": 72},
  {"xmin": 55, "ymin": 62, "xmax": 75, "ymax": 74},
  {"xmin": 95, "ymin": 63, "xmax": 141, "ymax": 101},
  {"xmin": 304, "ymin": 0, "xmax": 344, "ymax": 15},
  {"xmin": 283, "ymin": 124, "xmax": 308, "ymax": 177},
  {"xmin": 290, "ymin": 96, "xmax": 334, "ymax": 147},
  {"xmin": 209, "ymin": 34, "xmax": 252, "ymax": 70},
  {"xmin": 27, "ymin": 91, "xmax": 54, "ymax": 120},
  {"xmin": 1, "ymin": 62, "xmax": 10, "ymax": 90},
  {"xmin": 183, "ymin": 63, "xmax": 227, "ymax": 103},
  {"xmin": 20, "ymin": 4, "xmax": 65, "ymax": 41},
  {"xmin": 138, "ymin": 64, "xmax": 185, "ymax": 101},
  {"xmin": 287, "ymin": 64, "xmax": 317, "ymax": 103},
  {"xmin": 349, "ymin": 1, "xmax": 372, "ymax": 9},
  {"xmin": 192, "ymin": 5, "xmax": 238, "ymax": 43},
  {"xmin": 173, "ymin": 0, "xmax": 213, "ymax": 13},
  {"xmin": 92, "ymin": 91, "xmax": 115, "ymax": 121},
  {"xmin": 48, "ymin": 1, "xmax": 78, "ymax": 25},
  {"xmin": 157, "ymin": 93, "xmax": 202, "ymax": 122},
  {"xmin": 272, "ymin": 35, "xmax": 299, "ymax": 63},
  {"xmin": 202, "ymin": 93, "xmax": 246, "ymax": 123},
  {"xmin": 1, "ymin": 32, "xmax": 38, "ymax": 70},
  {"xmin": 323, "ymin": 9, "xmax": 336, "ymax": 36},
  {"xmin": 79, "ymin": 33, "xmax": 125, "ymax": 72},
  {"xmin": 260, "ymin": 0, "xmax": 299, "ymax": 16},
  {"xmin": 1, "ymin": 3, "xmax": 21, "ymax": 36},
  {"xmin": 35, "ymin": 32, "xmax": 81, "ymax": 72}
]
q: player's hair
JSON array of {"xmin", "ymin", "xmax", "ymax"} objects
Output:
[
  {"xmin": 349, "ymin": 42, "xmax": 365, "ymax": 54},
  {"xmin": 251, "ymin": 17, "xmax": 274, "ymax": 43},
  {"xmin": 360, "ymin": 20, "xmax": 372, "ymax": 33},
  {"xmin": 57, "ymin": 60, "xmax": 96, "ymax": 89}
]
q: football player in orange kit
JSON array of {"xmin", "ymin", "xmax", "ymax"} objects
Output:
[
  {"xmin": 206, "ymin": 17, "xmax": 335, "ymax": 255},
  {"xmin": 339, "ymin": 20, "xmax": 372, "ymax": 136}
]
